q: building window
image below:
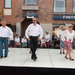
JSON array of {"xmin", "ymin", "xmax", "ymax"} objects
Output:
[
  {"xmin": 5, "ymin": 0, "xmax": 11, "ymax": 8},
  {"xmin": 25, "ymin": 0, "xmax": 37, "ymax": 5},
  {"xmin": 54, "ymin": 0, "xmax": 66, "ymax": 13},
  {"xmin": 73, "ymin": 0, "xmax": 75, "ymax": 13}
]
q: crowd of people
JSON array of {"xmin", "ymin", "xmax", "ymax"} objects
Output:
[
  {"xmin": 0, "ymin": 18, "xmax": 75, "ymax": 61},
  {"xmin": 8, "ymin": 32, "xmax": 51, "ymax": 48}
]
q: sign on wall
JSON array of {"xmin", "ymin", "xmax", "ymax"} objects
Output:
[
  {"xmin": 53, "ymin": 14, "xmax": 75, "ymax": 20},
  {"xmin": 27, "ymin": 11, "xmax": 34, "ymax": 18},
  {"xmin": 4, "ymin": 9, "xmax": 11, "ymax": 15}
]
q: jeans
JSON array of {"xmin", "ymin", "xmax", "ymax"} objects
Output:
[{"xmin": 0, "ymin": 37, "xmax": 8, "ymax": 56}]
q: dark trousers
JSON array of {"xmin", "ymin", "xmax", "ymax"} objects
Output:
[
  {"xmin": 30, "ymin": 36, "xmax": 38, "ymax": 58},
  {"xmin": 0, "ymin": 37, "xmax": 8, "ymax": 56}
]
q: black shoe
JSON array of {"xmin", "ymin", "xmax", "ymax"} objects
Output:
[
  {"xmin": 33, "ymin": 57, "xmax": 37, "ymax": 61},
  {"xmin": 31, "ymin": 57, "xmax": 37, "ymax": 61},
  {"xmin": 69, "ymin": 58, "xmax": 74, "ymax": 61},
  {"xmin": 60, "ymin": 52, "xmax": 62, "ymax": 54},
  {"xmin": 4, "ymin": 56, "xmax": 7, "ymax": 58},
  {"xmin": 63, "ymin": 52, "xmax": 65, "ymax": 54},
  {"xmin": 65, "ymin": 56, "xmax": 68, "ymax": 59},
  {"xmin": 31, "ymin": 57, "xmax": 33, "ymax": 59},
  {"xmin": 0, "ymin": 56, "xmax": 3, "ymax": 58}
]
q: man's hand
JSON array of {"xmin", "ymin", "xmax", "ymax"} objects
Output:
[
  {"xmin": 64, "ymin": 36, "xmax": 67, "ymax": 40},
  {"xmin": 7, "ymin": 38, "xmax": 10, "ymax": 40},
  {"xmin": 18, "ymin": 42, "xmax": 19, "ymax": 44},
  {"xmin": 38, "ymin": 38, "xmax": 40, "ymax": 41},
  {"xmin": 28, "ymin": 38, "xmax": 30, "ymax": 41}
]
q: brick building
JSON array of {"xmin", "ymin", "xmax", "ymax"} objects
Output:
[{"xmin": 0, "ymin": 0, "xmax": 75, "ymax": 40}]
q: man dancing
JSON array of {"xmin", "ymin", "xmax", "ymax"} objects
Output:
[
  {"xmin": 0, "ymin": 20, "xmax": 13, "ymax": 58},
  {"xmin": 25, "ymin": 17, "xmax": 43, "ymax": 61}
]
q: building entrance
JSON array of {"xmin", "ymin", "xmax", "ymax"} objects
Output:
[{"xmin": 21, "ymin": 19, "xmax": 32, "ymax": 36}]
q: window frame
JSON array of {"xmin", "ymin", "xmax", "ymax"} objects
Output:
[
  {"xmin": 73, "ymin": 0, "xmax": 75, "ymax": 13},
  {"xmin": 53, "ymin": 0, "xmax": 66, "ymax": 13},
  {"xmin": 4, "ymin": 0, "xmax": 12, "ymax": 9},
  {"xmin": 24, "ymin": 0, "xmax": 38, "ymax": 5}
]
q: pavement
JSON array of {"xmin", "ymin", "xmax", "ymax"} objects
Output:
[{"xmin": 0, "ymin": 48, "xmax": 75, "ymax": 69}]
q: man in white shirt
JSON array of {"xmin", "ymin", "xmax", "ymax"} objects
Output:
[
  {"xmin": 0, "ymin": 20, "xmax": 13, "ymax": 58},
  {"xmin": 25, "ymin": 17, "xmax": 43, "ymax": 61}
]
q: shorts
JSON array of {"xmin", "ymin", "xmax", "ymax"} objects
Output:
[{"xmin": 60, "ymin": 40, "xmax": 65, "ymax": 47}]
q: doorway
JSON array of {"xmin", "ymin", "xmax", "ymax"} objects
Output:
[{"xmin": 21, "ymin": 19, "xmax": 32, "ymax": 36}]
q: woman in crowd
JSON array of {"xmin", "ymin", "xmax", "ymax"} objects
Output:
[
  {"xmin": 45, "ymin": 32, "xmax": 50, "ymax": 48},
  {"xmin": 64, "ymin": 25, "xmax": 75, "ymax": 61},
  {"xmin": 57, "ymin": 27, "xmax": 66, "ymax": 54},
  {"xmin": 14, "ymin": 34, "xmax": 21, "ymax": 47},
  {"xmin": 41, "ymin": 37, "xmax": 46, "ymax": 48},
  {"xmin": 21, "ymin": 36, "xmax": 27, "ymax": 48}
]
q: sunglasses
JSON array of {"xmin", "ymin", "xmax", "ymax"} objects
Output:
[
  {"xmin": 32, "ymin": 20, "xmax": 36, "ymax": 21},
  {"xmin": 69, "ymin": 26, "xmax": 73, "ymax": 28}
]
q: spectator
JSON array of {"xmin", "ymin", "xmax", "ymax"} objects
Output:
[
  {"xmin": 45, "ymin": 32, "xmax": 50, "ymax": 48},
  {"xmin": 14, "ymin": 34, "xmax": 21, "ymax": 47},
  {"xmin": 21, "ymin": 36, "xmax": 27, "ymax": 48},
  {"xmin": 41, "ymin": 37, "xmax": 46, "ymax": 48}
]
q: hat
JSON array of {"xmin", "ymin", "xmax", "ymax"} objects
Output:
[{"xmin": 69, "ymin": 25, "xmax": 73, "ymax": 27}]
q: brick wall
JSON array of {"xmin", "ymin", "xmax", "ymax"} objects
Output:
[
  {"xmin": 0, "ymin": 0, "xmax": 75, "ymax": 25},
  {"xmin": 0, "ymin": 0, "xmax": 17, "ymax": 25},
  {"xmin": 17, "ymin": 0, "xmax": 75, "ymax": 24}
]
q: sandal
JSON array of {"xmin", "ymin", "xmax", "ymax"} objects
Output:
[
  {"xmin": 65, "ymin": 56, "xmax": 68, "ymax": 59},
  {"xmin": 69, "ymin": 58, "xmax": 74, "ymax": 61}
]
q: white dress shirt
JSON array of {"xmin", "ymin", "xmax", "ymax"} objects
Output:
[
  {"xmin": 25, "ymin": 23, "xmax": 43, "ymax": 39},
  {"xmin": 21, "ymin": 38, "xmax": 27, "ymax": 43},
  {"xmin": 0, "ymin": 26, "xmax": 13, "ymax": 39},
  {"xmin": 63, "ymin": 30, "xmax": 75, "ymax": 42},
  {"xmin": 57, "ymin": 31, "xmax": 65, "ymax": 41},
  {"xmin": 45, "ymin": 34, "xmax": 50, "ymax": 42},
  {"xmin": 15, "ymin": 37, "xmax": 20, "ymax": 42}
]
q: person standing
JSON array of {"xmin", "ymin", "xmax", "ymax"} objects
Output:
[
  {"xmin": 25, "ymin": 17, "xmax": 43, "ymax": 61},
  {"xmin": 57, "ymin": 27, "xmax": 66, "ymax": 54},
  {"xmin": 64, "ymin": 25, "xmax": 75, "ymax": 61},
  {"xmin": 0, "ymin": 20, "xmax": 13, "ymax": 58}
]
